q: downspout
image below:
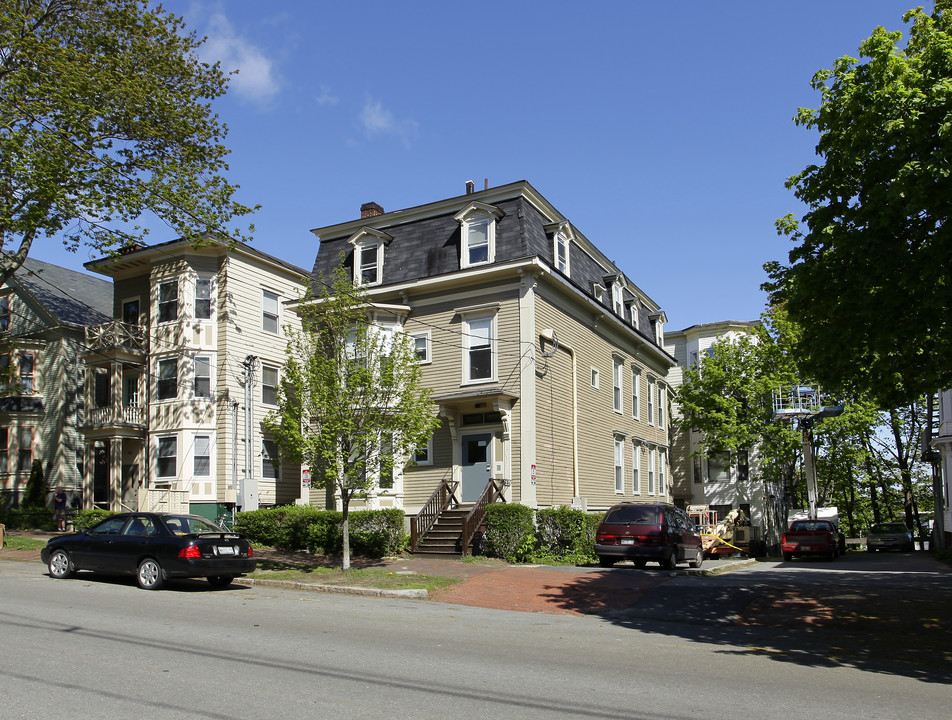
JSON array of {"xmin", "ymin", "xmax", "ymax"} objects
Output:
[{"xmin": 540, "ymin": 329, "xmax": 579, "ymax": 498}]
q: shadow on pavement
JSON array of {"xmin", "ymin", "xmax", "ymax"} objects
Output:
[{"xmin": 537, "ymin": 559, "xmax": 952, "ymax": 684}]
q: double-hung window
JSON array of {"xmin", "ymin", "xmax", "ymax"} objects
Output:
[
  {"xmin": 19, "ymin": 353, "xmax": 34, "ymax": 394},
  {"xmin": 612, "ymin": 282, "xmax": 624, "ymax": 316},
  {"xmin": 612, "ymin": 357, "xmax": 623, "ymax": 413},
  {"xmin": 17, "ymin": 427, "xmax": 32, "ymax": 473},
  {"xmin": 0, "ymin": 427, "xmax": 7, "ymax": 471},
  {"xmin": 262, "ymin": 290, "xmax": 279, "ymax": 334},
  {"xmin": 464, "ymin": 315, "xmax": 494, "ymax": 382},
  {"xmin": 157, "ymin": 358, "xmax": 178, "ymax": 400},
  {"xmin": 614, "ymin": 436, "xmax": 625, "ymax": 494},
  {"xmin": 194, "ymin": 435, "xmax": 211, "ymax": 476},
  {"xmin": 647, "ymin": 377, "xmax": 656, "ymax": 424},
  {"xmin": 412, "ymin": 332, "xmax": 430, "ymax": 363},
  {"xmin": 123, "ymin": 298, "xmax": 140, "ymax": 325},
  {"xmin": 262, "ymin": 438, "xmax": 278, "ymax": 479},
  {"xmin": 455, "ymin": 203, "xmax": 502, "ymax": 269},
  {"xmin": 194, "ymin": 356, "xmax": 211, "ymax": 398},
  {"xmin": 631, "ymin": 367, "xmax": 641, "ymax": 420},
  {"xmin": 659, "ymin": 449, "xmax": 667, "ymax": 494},
  {"xmin": 555, "ymin": 233, "xmax": 570, "ymax": 275},
  {"xmin": 262, "ymin": 365, "xmax": 278, "ymax": 406},
  {"xmin": 357, "ymin": 243, "xmax": 381, "ymax": 286},
  {"xmin": 157, "ymin": 436, "xmax": 176, "ymax": 478},
  {"xmin": 195, "ymin": 277, "xmax": 212, "ymax": 320},
  {"xmin": 158, "ymin": 281, "xmax": 178, "ymax": 323},
  {"xmin": 0, "ymin": 296, "xmax": 9, "ymax": 332},
  {"xmin": 632, "ymin": 441, "xmax": 641, "ymax": 495},
  {"xmin": 658, "ymin": 385, "xmax": 666, "ymax": 429},
  {"xmin": 648, "ymin": 447, "xmax": 657, "ymax": 495}
]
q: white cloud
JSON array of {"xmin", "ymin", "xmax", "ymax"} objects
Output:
[
  {"xmin": 359, "ymin": 98, "xmax": 419, "ymax": 147},
  {"xmin": 201, "ymin": 11, "xmax": 280, "ymax": 104},
  {"xmin": 315, "ymin": 85, "xmax": 339, "ymax": 106}
]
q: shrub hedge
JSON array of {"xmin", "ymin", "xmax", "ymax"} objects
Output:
[
  {"xmin": 234, "ymin": 506, "xmax": 406, "ymax": 557},
  {"xmin": 473, "ymin": 504, "xmax": 599, "ymax": 564}
]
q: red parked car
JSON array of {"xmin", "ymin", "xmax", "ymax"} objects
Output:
[
  {"xmin": 594, "ymin": 502, "xmax": 704, "ymax": 570},
  {"xmin": 781, "ymin": 519, "xmax": 838, "ymax": 561}
]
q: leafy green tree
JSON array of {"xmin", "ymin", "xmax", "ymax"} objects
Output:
[
  {"xmin": 765, "ymin": 1, "xmax": 952, "ymax": 407},
  {"xmin": 0, "ymin": 0, "xmax": 255, "ymax": 284},
  {"xmin": 265, "ymin": 268, "xmax": 440, "ymax": 571}
]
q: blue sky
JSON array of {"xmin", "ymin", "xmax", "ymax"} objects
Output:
[{"xmin": 30, "ymin": 0, "xmax": 917, "ymax": 329}]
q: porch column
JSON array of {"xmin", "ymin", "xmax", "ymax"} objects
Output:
[
  {"xmin": 110, "ymin": 439, "xmax": 122, "ymax": 511},
  {"xmin": 83, "ymin": 441, "xmax": 94, "ymax": 510}
]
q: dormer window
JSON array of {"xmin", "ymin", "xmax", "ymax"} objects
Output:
[
  {"xmin": 454, "ymin": 202, "xmax": 504, "ymax": 269},
  {"xmin": 0, "ymin": 297, "xmax": 9, "ymax": 333},
  {"xmin": 357, "ymin": 243, "xmax": 380, "ymax": 285},
  {"xmin": 555, "ymin": 233, "xmax": 570, "ymax": 275},
  {"xmin": 593, "ymin": 284, "xmax": 607, "ymax": 304},
  {"xmin": 612, "ymin": 282, "xmax": 624, "ymax": 316},
  {"xmin": 347, "ymin": 227, "xmax": 393, "ymax": 287}
]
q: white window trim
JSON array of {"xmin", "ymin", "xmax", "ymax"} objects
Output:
[
  {"xmin": 454, "ymin": 202, "xmax": 503, "ymax": 270},
  {"xmin": 262, "ymin": 289, "xmax": 280, "ymax": 335},
  {"xmin": 555, "ymin": 233, "xmax": 570, "ymax": 276},
  {"xmin": 612, "ymin": 282, "xmax": 624, "ymax": 316},
  {"xmin": 355, "ymin": 241, "xmax": 383, "ymax": 287},
  {"xmin": 659, "ymin": 449, "xmax": 667, "ymax": 496},
  {"xmin": 631, "ymin": 367, "xmax": 641, "ymax": 420},
  {"xmin": 612, "ymin": 356, "xmax": 623, "ymax": 414},
  {"xmin": 647, "ymin": 377, "xmax": 656, "ymax": 425},
  {"xmin": 194, "ymin": 355, "xmax": 211, "ymax": 399},
  {"xmin": 614, "ymin": 436, "xmax": 625, "ymax": 494},
  {"xmin": 194, "ymin": 275, "xmax": 214, "ymax": 321},
  {"xmin": 411, "ymin": 330, "xmax": 431, "ymax": 364},
  {"xmin": 658, "ymin": 384, "xmax": 666, "ymax": 429},
  {"xmin": 156, "ymin": 357, "xmax": 178, "ymax": 402},
  {"xmin": 591, "ymin": 367, "xmax": 600, "ymax": 390},
  {"xmin": 648, "ymin": 447, "xmax": 657, "ymax": 495},
  {"xmin": 157, "ymin": 435, "xmax": 177, "ymax": 480},
  {"xmin": 157, "ymin": 280, "xmax": 178, "ymax": 325},
  {"xmin": 414, "ymin": 436, "xmax": 433, "ymax": 466},
  {"xmin": 592, "ymin": 283, "xmax": 607, "ymax": 304},
  {"xmin": 461, "ymin": 312, "xmax": 496, "ymax": 384},
  {"xmin": 261, "ymin": 364, "xmax": 279, "ymax": 406},
  {"xmin": 193, "ymin": 434, "xmax": 212, "ymax": 477},
  {"xmin": 632, "ymin": 441, "xmax": 641, "ymax": 495}
]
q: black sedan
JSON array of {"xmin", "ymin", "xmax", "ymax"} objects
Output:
[{"xmin": 40, "ymin": 512, "xmax": 256, "ymax": 590}]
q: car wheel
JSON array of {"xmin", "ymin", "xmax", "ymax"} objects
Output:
[
  {"xmin": 207, "ymin": 575, "xmax": 234, "ymax": 588},
  {"xmin": 783, "ymin": 552, "xmax": 793, "ymax": 562},
  {"xmin": 48, "ymin": 549, "xmax": 74, "ymax": 579},
  {"xmin": 597, "ymin": 556, "xmax": 615, "ymax": 568},
  {"xmin": 137, "ymin": 558, "xmax": 165, "ymax": 590},
  {"xmin": 689, "ymin": 547, "xmax": 703, "ymax": 569},
  {"xmin": 660, "ymin": 548, "xmax": 677, "ymax": 571}
]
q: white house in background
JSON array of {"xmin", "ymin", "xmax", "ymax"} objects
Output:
[
  {"xmin": 929, "ymin": 391, "xmax": 952, "ymax": 549},
  {"xmin": 665, "ymin": 320, "xmax": 785, "ymax": 549},
  {"xmin": 81, "ymin": 237, "xmax": 309, "ymax": 521}
]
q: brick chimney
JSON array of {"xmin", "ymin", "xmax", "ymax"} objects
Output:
[{"xmin": 361, "ymin": 201, "xmax": 384, "ymax": 219}]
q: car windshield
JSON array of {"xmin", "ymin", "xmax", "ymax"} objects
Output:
[
  {"xmin": 603, "ymin": 506, "xmax": 658, "ymax": 524},
  {"xmin": 870, "ymin": 523, "xmax": 908, "ymax": 534},
  {"xmin": 163, "ymin": 515, "xmax": 225, "ymax": 535},
  {"xmin": 790, "ymin": 521, "xmax": 832, "ymax": 532}
]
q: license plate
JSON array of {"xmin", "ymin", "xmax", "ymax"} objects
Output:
[
  {"xmin": 217, "ymin": 546, "xmax": 237, "ymax": 555},
  {"xmin": 801, "ymin": 545, "xmax": 812, "ymax": 551},
  {"xmin": 621, "ymin": 538, "xmax": 634, "ymax": 545}
]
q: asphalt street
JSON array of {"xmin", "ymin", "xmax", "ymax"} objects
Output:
[{"xmin": 1, "ymin": 551, "xmax": 949, "ymax": 720}]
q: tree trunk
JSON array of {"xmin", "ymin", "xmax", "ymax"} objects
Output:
[{"xmin": 341, "ymin": 494, "xmax": 351, "ymax": 572}]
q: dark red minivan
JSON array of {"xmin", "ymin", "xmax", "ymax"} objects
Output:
[{"xmin": 594, "ymin": 502, "xmax": 704, "ymax": 570}]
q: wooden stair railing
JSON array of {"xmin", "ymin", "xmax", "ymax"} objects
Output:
[
  {"xmin": 410, "ymin": 479, "xmax": 460, "ymax": 552},
  {"xmin": 461, "ymin": 478, "xmax": 506, "ymax": 555}
]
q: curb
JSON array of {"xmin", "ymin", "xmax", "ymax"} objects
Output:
[{"xmin": 235, "ymin": 577, "xmax": 428, "ymax": 599}]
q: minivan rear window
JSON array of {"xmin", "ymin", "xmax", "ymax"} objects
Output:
[{"xmin": 603, "ymin": 505, "xmax": 658, "ymax": 524}]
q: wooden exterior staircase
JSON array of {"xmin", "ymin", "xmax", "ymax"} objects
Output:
[{"xmin": 410, "ymin": 478, "xmax": 506, "ymax": 556}]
